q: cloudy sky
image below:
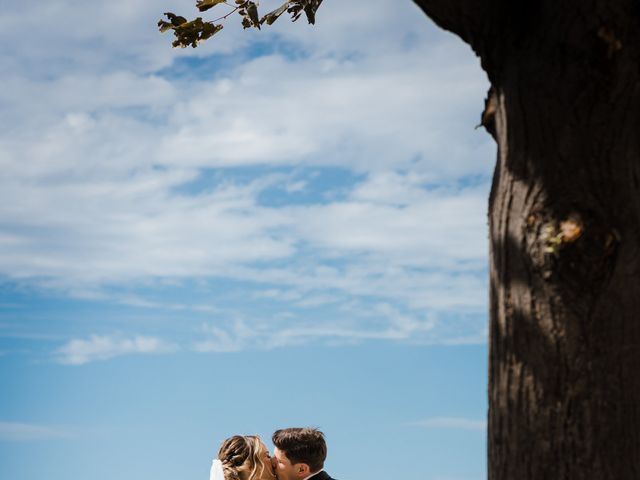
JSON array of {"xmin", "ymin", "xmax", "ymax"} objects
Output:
[{"xmin": 0, "ymin": 1, "xmax": 494, "ymax": 479}]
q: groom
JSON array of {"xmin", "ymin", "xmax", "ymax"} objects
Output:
[{"xmin": 272, "ymin": 428, "xmax": 336, "ymax": 480}]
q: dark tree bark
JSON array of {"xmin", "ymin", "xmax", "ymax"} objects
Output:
[{"xmin": 413, "ymin": 1, "xmax": 640, "ymax": 478}]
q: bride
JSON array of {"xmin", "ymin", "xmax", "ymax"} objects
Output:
[{"xmin": 210, "ymin": 435, "xmax": 276, "ymax": 480}]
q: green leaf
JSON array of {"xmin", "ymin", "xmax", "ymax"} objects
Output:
[
  {"xmin": 261, "ymin": 2, "xmax": 290, "ymax": 25},
  {"xmin": 164, "ymin": 12, "xmax": 188, "ymax": 26},
  {"xmin": 196, "ymin": 0, "xmax": 227, "ymax": 12},
  {"xmin": 158, "ymin": 13, "xmax": 187, "ymax": 34},
  {"xmin": 302, "ymin": 0, "xmax": 323, "ymax": 24},
  {"xmin": 158, "ymin": 20, "xmax": 174, "ymax": 33},
  {"xmin": 239, "ymin": 1, "xmax": 261, "ymax": 30},
  {"xmin": 246, "ymin": 1, "xmax": 260, "ymax": 29},
  {"xmin": 158, "ymin": 13, "xmax": 223, "ymax": 48},
  {"xmin": 285, "ymin": 0, "xmax": 322, "ymax": 24}
]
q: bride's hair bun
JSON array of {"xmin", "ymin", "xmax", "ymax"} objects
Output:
[{"xmin": 218, "ymin": 435, "xmax": 266, "ymax": 480}]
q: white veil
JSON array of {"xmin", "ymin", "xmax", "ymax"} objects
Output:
[{"xmin": 210, "ymin": 459, "xmax": 225, "ymax": 480}]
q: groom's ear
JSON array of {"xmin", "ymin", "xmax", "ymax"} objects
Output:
[{"xmin": 295, "ymin": 463, "xmax": 311, "ymax": 478}]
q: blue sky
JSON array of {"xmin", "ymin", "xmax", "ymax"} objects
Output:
[{"xmin": 0, "ymin": 1, "xmax": 494, "ymax": 479}]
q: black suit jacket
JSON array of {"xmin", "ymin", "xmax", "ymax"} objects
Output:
[{"xmin": 309, "ymin": 471, "xmax": 336, "ymax": 480}]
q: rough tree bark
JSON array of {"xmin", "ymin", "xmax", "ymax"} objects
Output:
[{"xmin": 413, "ymin": 1, "xmax": 640, "ymax": 478}]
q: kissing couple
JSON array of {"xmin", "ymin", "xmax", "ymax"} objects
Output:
[{"xmin": 210, "ymin": 427, "xmax": 336, "ymax": 480}]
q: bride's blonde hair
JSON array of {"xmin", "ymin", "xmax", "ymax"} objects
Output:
[{"xmin": 218, "ymin": 435, "xmax": 269, "ymax": 480}]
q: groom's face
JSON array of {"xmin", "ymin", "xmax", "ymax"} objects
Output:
[{"xmin": 273, "ymin": 447, "xmax": 305, "ymax": 480}]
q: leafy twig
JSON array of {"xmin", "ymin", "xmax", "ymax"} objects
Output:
[{"xmin": 158, "ymin": 0, "xmax": 323, "ymax": 48}]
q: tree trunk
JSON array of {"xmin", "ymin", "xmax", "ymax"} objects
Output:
[
  {"xmin": 486, "ymin": 10, "xmax": 640, "ymax": 480},
  {"xmin": 414, "ymin": 1, "xmax": 640, "ymax": 478}
]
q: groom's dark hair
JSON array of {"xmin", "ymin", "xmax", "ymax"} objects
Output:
[{"xmin": 272, "ymin": 427, "xmax": 327, "ymax": 472}]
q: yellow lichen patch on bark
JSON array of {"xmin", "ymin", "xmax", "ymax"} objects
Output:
[
  {"xmin": 540, "ymin": 216, "xmax": 583, "ymax": 254},
  {"xmin": 559, "ymin": 219, "xmax": 583, "ymax": 243}
]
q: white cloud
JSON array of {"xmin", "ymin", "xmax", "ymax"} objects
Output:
[
  {"xmin": 191, "ymin": 302, "xmax": 473, "ymax": 352},
  {"xmin": 410, "ymin": 417, "xmax": 487, "ymax": 431},
  {"xmin": 0, "ymin": 0, "xmax": 494, "ymax": 350},
  {"xmin": 55, "ymin": 335, "xmax": 178, "ymax": 365},
  {"xmin": 0, "ymin": 422, "xmax": 70, "ymax": 441},
  {"xmin": 193, "ymin": 320, "xmax": 259, "ymax": 353},
  {"xmin": 0, "ymin": 166, "xmax": 489, "ymax": 308},
  {"xmin": 291, "ymin": 180, "xmax": 488, "ymax": 267},
  {"xmin": 151, "ymin": 50, "xmax": 491, "ymax": 177}
]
